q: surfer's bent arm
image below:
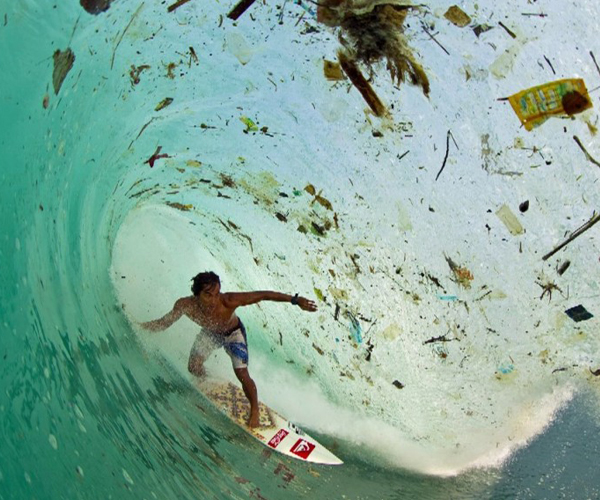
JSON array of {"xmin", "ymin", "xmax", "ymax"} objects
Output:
[
  {"xmin": 140, "ymin": 299, "xmax": 186, "ymax": 331},
  {"xmin": 223, "ymin": 292, "xmax": 318, "ymax": 311}
]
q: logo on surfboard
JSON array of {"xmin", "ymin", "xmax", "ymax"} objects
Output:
[
  {"xmin": 290, "ymin": 439, "xmax": 315, "ymax": 459},
  {"xmin": 268, "ymin": 429, "xmax": 289, "ymax": 449}
]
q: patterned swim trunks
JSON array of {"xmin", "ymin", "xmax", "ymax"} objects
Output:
[{"xmin": 190, "ymin": 321, "xmax": 249, "ymax": 370}]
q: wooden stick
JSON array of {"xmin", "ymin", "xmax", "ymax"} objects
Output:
[
  {"xmin": 590, "ymin": 51, "xmax": 600, "ymax": 78},
  {"xmin": 337, "ymin": 52, "xmax": 386, "ymax": 117},
  {"xmin": 227, "ymin": 0, "xmax": 257, "ymax": 20},
  {"xmin": 573, "ymin": 135, "xmax": 600, "ymax": 168},
  {"xmin": 499, "ymin": 21, "xmax": 517, "ymax": 39},
  {"xmin": 435, "ymin": 130, "xmax": 451, "ymax": 181},
  {"xmin": 111, "ymin": 3, "xmax": 144, "ymax": 70},
  {"xmin": 542, "ymin": 212, "xmax": 600, "ymax": 261},
  {"xmin": 544, "ymin": 55, "xmax": 555, "ymax": 75},
  {"xmin": 167, "ymin": 0, "xmax": 192, "ymax": 13},
  {"xmin": 422, "ymin": 25, "xmax": 449, "ymax": 55}
]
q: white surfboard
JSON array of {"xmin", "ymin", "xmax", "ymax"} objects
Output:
[{"xmin": 198, "ymin": 380, "xmax": 343, "ymax": 465}]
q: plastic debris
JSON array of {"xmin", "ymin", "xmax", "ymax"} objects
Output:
[
  {"xmin": 438, "ymin": 295, "xmax": 458, "ymax": 301},
  {"xmin": 155, "ymin": 97, "xmax": 173, "ymax": 111},
  {"xmin": 52, "ymin": 48, "xmax": 75, "ymax": 95},
  {"xmin": 473, "ymin": 24, "xmax": 492, "ymax": 37},
  {"xmin": 444, "ymin": 6, "xmax": 471, "ymax": 27},
  {"xmin": 323, "ymin": 60, "xmax": 345, "ymax": 81},
  {"xmin": 557, "ymin": 260, "xmax": 570, "ymax": 276},
  {"xmin": 565, "ymin": 305, "xmax": 594, "ymax": 322},
  {"xmin": 496, "ymin": 204, "xmax": 524, "ymax": 235},
  {"xmin": 346, "ymin": 312, "xmax": 362, "ymax": 344},
  {"xmin": 240, "ymin": 115, "xmax": 259, "ymax": 132},
  {"xmin": 508, "ymin": 78, "xmax": 592, "ymax": 131},
  {"xmin": 144, "ymin": 146, "xmax": 171, "ymax": 167}
]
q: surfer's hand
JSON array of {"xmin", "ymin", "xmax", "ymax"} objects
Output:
[{"xmin": 297, "ymin": 297, "xmax": 318, "ymax": 312}]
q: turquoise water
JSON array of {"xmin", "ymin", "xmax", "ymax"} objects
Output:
[{"xmin": 2, "ymin": 0, "xmax": 600, "ymax": 498}]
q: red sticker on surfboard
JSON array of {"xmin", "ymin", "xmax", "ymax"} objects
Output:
[
  {"xmin": 290, "ymin": 439, "xmax": 315, "ymax": 459},
  {"xmin": 268, "ymin": 429, "xmax": 289, "ymax": 449}
]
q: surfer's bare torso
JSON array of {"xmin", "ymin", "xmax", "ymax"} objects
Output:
[{"xmin": 175, "ymin": 293, "xmax": 240, "ymax": 336}]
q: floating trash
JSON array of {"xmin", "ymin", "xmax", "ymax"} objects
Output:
[
  {"xmin": 508, "ymin": 78, "xmax": 592, "ymax": 131},
  {"xmin": 565, "ymin": 304, "xmax": 594, "ymax": 322}
]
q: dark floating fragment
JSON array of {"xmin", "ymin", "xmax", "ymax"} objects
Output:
[
  {"xmin": 557, "ymin": 260, "xmax": 570, "ymax": 276},
  {"xmin": 565, "ymin": 304, "xmax": 593, "ymax": 322},
  {"xmin": 52, "ymin": 49, "xmax": 75, "ymax": 95},
  {"xmin": 392, "ymin": 380, "xmax": 405, "ymax": 389},
  {"xmin": 519, "ymin": 200, "xmax": 529, "ymax": 213},
  {"xmin": 80, "ymin": 0, "xmax": 112, "ymax": 14},
  {"xmin": 562, "ymin": 91, "xmax": 590, "ymax": 116}
]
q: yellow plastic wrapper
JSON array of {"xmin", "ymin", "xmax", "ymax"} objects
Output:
[{"xmin": 508, "ymin": 78, "xmax": 592, "ymax": 131}]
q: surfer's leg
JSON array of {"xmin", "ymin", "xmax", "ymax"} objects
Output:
[
  {"xmin": 223, "ymin": 324, "xmax": 258, "ymax": 426},
  {"xmin": 234, "ymin": 368, "xmax": 259, "ymax": 427},
  {"xmin": 188, "ymin": 353, "xmax": 207, "ymax": 377},
  {"xmin": 188, "ymin": 333, "xmax": 216, "ymax": 378}
]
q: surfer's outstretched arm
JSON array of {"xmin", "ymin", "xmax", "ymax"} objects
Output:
[
  {"xmin": 223, "ymin": 291, "xmax": 317, "ymax": 312},
  {"xmin": 140, "ymin": 299, "xmax": 186, "ymax": 331}
]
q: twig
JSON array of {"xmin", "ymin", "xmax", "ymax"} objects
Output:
[
  {"xmin": 338, "ymin": 51, "xmax": 386, "ymax": 117},
  {"xmin": 573, "ymin": 135, "xmax": 600, "ymax": 168},
  {"xmin": 591, "ymin": 51, "xmax": 600, "ymax": 78},
  {"xmin": 397, "ymin": 150, "xmax": 409, "ymax": 162},
  {"xmin": 423, "ymin": 335, "xmax": 453, "ymax": 345},
  {"xmin": 111, "ymin": 3, "xmax": 144, "ymax": 70},
  {"xmin": 435, "ymin": 130, "xmax": 451, "ymax": 181},
  {"xmin": 542, "ymin": 212, "xmax": 600, "ymax": 261},
  {"xmin": 543, "ymin": 55, "xmax": 555, "ymax": 75},
  {"xmin": 498, "ymin": 21, "xmax": 516, "ymax": 38},
  {"xmin": 422, "ymin": 25, "xmax": 449, "ymax": 55},
  {"xmin": 227, "ymin": 0, "xmax": 257, "ymax": 20},
  {"xmin": 295, "ymin": 10, "xmax": 306, "ymax": 26},
  {"xmin": 68, "ymin": 15, "xmax": 81, "ymax": 46},
  {"xmin": 129, "ymin": 117, "xmax": 157, "ymax": 149},
  {"xmin": 521, "ymin": 12, "xmax": 547, "ymax": 17},
  {"xmin": 167, "ymin": 0, "xmax": 192, "ymax": 12},
  {"xmin": 279, "ymin": 0, "xmax": 287, "ymax": 24}
]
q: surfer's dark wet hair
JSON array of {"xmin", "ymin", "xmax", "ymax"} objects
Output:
[{"xmin": 191, "ymin": 272, "xmax": 220, "ymax": 295}]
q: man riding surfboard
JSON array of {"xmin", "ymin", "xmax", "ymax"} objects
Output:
[{"xmin": 140, "ymin": 272, "xmax": 317, "ymax": 427}]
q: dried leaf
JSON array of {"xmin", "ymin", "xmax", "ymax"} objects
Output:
[
  {"xmin": 52, "ymin": 49, "xmax": 75, "ymax": 95},
  {"xmin": 444, "ymin": 5, "xmax": 471, "ymax": 27}
]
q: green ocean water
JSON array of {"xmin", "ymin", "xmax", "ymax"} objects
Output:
[{"xmin": 1, "ymin": 0, "xmax": 600, "ymax": 499}]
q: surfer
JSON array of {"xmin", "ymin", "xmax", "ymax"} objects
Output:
[{"xmin": 140, "ymin": 271, "xmax": 318, "ymax": 428}]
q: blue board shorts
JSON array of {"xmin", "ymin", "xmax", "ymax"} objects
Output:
[{"xmin": 190, "ymin": 320, "xmax": 249, "ymax": 370}]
